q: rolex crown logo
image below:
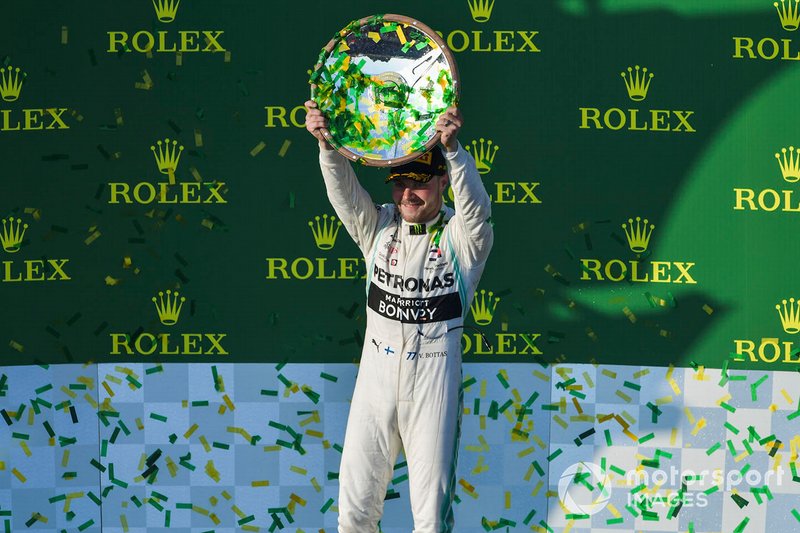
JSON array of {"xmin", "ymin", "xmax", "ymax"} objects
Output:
[
  {"xmin": 308, "ymin": 214, "xmax": 342, "ymax": 250},
  {"xmin": 152, "ymin": 289, "xmax": 186, "ymax": 326},
  {"xmin": 152, "ymin": 0, "xmax": 181, "ymax": 23},
  {"xmin": 471, "ymin": 289, "xmax": 500, "ymax": 326},
  {"xmin": 467, "ymin": 0, "xmax": 495, "ymax": 22},
  {"xmin": 622, "ymin": 217, "xmax": 655, "ymax": 253},
  {"xmin": 775, "ymin": 0, "xmax": 800, "ymax": 31},
  {"xmin": 0, "ymin": 217, "xmax": 28, "ymax": 253},
  {"xmin": 0, "ymin": 65, "xmax": 26, "ymax": 102},
  {"xmin": 775, "ymin": 146, "xmax": 800, "ymax": 183},
  {"xmin": 621, "ymin": 65, "xmax": 654, "ymax": 102},
  {"xmin": 776, "ymin": 297, "xmax": 800, "ymax": 334},
  {"xmin": 466, "ymin": 138, "xmax": 500, "ymax": 175},
  {"xmin": 150, "ymin": 138, "xmax": 184, "ymax": 175}
]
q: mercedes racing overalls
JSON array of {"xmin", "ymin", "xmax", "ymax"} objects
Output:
[{"xmin": 319, "ymin": 143, "xmax": 493, "ymax": 533}]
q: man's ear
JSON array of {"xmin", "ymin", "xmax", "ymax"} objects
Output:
[{"xmin": 439, "ymin": 174, "xmax": 450, "ymax": 192}]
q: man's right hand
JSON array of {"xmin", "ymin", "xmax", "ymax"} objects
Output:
[{"xmin": 304, "ymin": 100, "xmax": 333, "ymax": 151}]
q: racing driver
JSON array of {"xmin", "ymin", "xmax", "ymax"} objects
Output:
[{"xmin": 304, "ymin": 100, "xmax": 493, "ymax": 533}]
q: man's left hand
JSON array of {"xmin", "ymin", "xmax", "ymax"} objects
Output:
[{"xmin": 436, "ymin": 107, "xmax": 462, "ymax": 153}]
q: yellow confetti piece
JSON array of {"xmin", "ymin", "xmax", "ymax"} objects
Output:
[
  {"xmin": 290, "ymin": 465, "xmax": 307, "ymax": 475},
  {"xmin": 200, "ymin": 436, "xmax": 211, "ymax": 453},
  {"xmin": 781, "ymin": 389, "xmax": 793, "ymax": 405},
  {"xmin": 84, "ymin": 230, "xmax": 101, "ymax": 246},
  {"xmin": 11, "ymin": 468, "xmax": 26, "ymax": 482},
  {"xmin": 531, "ymin": 480, "xmax": 543, "ymax": 497},
  {"xmin": 190, "ymin": 166, "xmax": 203, "ymax": 182},
  {"xmin": 209, "ymin": 496, "xmax": 218, "ymax": 507},
  {"xmin": 601, "ymin": 369, "xmax": 617, "ymax": 378},
  {"xmin": 305, "ymin": 429, "xmax": 323, "ymax": 439},
  {"xmin": 623, "ymin": 429, "xmax": 638, "ymax": 442},
  {"xmin": 668, "ymin": 378, "xmax": 682, "ymax": 395},
  {"xmin": 20, "ymin": 441, "xmax": 31, "ymax": 457},
  {"xmin": 279, "ymin": 139, "xmax": 292, "ymax": 157},
  {"xmin": 193, "ymin": 129, "xmax": 204, "ymax": 148},
  {"xmin": 250, "ymin": 141, "xmax": 266, "ymax": 157},
  {"xmin": 193, "ymin": 505, "xmax": 210, "ymax": 516},
  {"xmin": 135, "ymin": 417, "xmax": 144, "ymax": 430},
  {"xmin": 717, "ymin": 393, "xmax": 732, "ymax": 405},
  {"xmin": 532, "ymin": 370, "xmax": 549, "ymax": 382},
  {"xmin": 9, "ymin": 340, "xmax": 24, "ymax": 352},
  {"xmin": 615, "ymin": 390, "xmax": 632, "ymax": 403},
  {"xmin": 224, "ymin": 50, "xmax": 232, "ymax": 62},
  {"xmin": 60, "ymin": 385, "xmax": 77, "ymax": 399},
  {"xmin": 176, "ymin": 51, "xmax": 183, "ymax": 66},
  {"xmin": 102, "ymin": 381, "xmax": 114, "ymax": 398},
  {"xmin": 60, "ymin": 25, "xmax": 69, "ymax": 44},
  {"xmin": 62, "ymin": 449, "xmax": 70, "ymax": 467},
  {"xmin": 105, "ymin": 276, "xmax": 120, "ymax": 286},
  {"xmin": 395, "ymin": 26, "xmax": 407, "ymax": 44},
  {"xmin": 690, "ymin": 418, "xmax": 707, "ymax": 436},
  {"xmin": 166, "ymin": 457, "xmax": 178, "ymax": 477},
  {"xmin": 368, "ymin": 31, "xmax": 381, "ymax": 42},
  {"xmin": 205, "ymin": 460, "xmax": 221, "ymax": 482},
  {"xmin": 251, "ymin": 480, "xmax": 270, "ymax": 487},
  {"xmin": 84, "ymin": 393, "xmax": 98, "ymax": 410},
  {"xmin": 670, "ymin": 428, "xmax": 678, "ymax": 446},
  {"xmin": 217, "ymin": 404, "xmax": 227, "ymax": 415},
  {"xmin": 553, "ymin": 415, "xmax": 568, "ymax": 429},
  {"xmin": 222, "ymin": 394, "xmax": 235, "ymax": 411},
  {"xmin": 655, "ymin": 395, "xmax": 673, "ymax": 405},
  {"xmin": 702, "ymin": 303, "xmax": 714, "ymax": 315},
  {"xmin": 263, "ymin": 445, "xmax": 281, "ymax": 452},
  {"xmin": 517, "ymin": 447, "xmax": 536, "ymax": 458}
]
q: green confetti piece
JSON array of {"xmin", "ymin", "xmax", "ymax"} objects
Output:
[
  {"xmin": 720, "ymin": 401, "xmax": 736, "ymax": 413},
  {"xmin": 320, "ymin": 498, "xmax": 334, "ymax": 514},
  {"xmin": 546, "ymin": 448, "xmax": 562, "ymax": 462},
  {"xmin": 212, "ymin": 441, "xmax": 229, "ymax": 450},
  {"xmin": 623, "ymin": 380, "xmax": 641, "ymax": 391},
  {"xmin": 320, "ymin": 372, "xmax": 338, "ymax": 382},
  {"xmin": 639, "ymin": 432, "xmax": 655, "ymax": 444},
  {"xmin": 149, "ymin": 412, "xmax": 167, "ymax": 422},
  {"xmin": 733, "ymin": 517, "xmax": 750, "ymax": 532},
  {"xmin": 462, "ymin": 376, "xmax": 477, "ymax": 389},
  {"xmin": 261, "ymin": 389, "xmax": 278, "ymax": 396},
  {"xmin": 791, "ymin": 509, "xmax": 800, "ymax": 522},
  {"xmin": 604, "ymin": 429, "xmax": 613, "ymax": 447},
  {"xmin": 145, "ymin": 364, "xmax": 163, "ymax": 375},
  {"xmin": 706, "ymin": 442, "xmax": 722, "ymax": 455},
  {"xmin": 87, "ymin": 492, "xmax": 101, "ymax": 505},
  {"xmin": 724, "ymin": 422, "xmax": 740, "ymax": 434},
  {"xmin": 90, "ymin": 459, "xmax": 106, "ymax": 472},
  {"xmin": 392, "ymin": 473, "xmax": 408, "ymax": 485},
  {"xmin": 35, "ymin": 383, "xmax": 53, "ymax": 394}
]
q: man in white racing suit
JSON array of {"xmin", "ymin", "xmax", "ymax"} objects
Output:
[{"xmin": 305, "ymin": 100, "xmax": 493, "ymax": 533}]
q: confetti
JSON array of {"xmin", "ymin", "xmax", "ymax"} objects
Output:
[{"xmin": 250, "ymin": 141, "xmax": 266, "ymax": 157}]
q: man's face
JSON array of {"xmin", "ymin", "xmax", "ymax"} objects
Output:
[{"xmin": 391, "ymin": 175, "xmax": 448, "ymax": 223}]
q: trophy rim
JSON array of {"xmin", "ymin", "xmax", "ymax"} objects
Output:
[{"xmin": 310, "ymin": 13, "xmax": 461, "ymax": 168}]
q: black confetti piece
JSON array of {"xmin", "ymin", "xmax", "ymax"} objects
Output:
[{"xmin": 93, "ymin": 321, "xmax": 108, "ymax": 336}]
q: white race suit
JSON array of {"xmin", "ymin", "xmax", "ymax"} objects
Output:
[{"xmin": 319, "ymin": 143, "xmax": 493, "ymax": 533}]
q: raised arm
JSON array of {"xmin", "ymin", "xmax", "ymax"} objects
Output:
[
  {"xmin": 438, "ymin": 108, "xmax": 494, "ymax": 267},
  {"xmin": 305, "ymin": 100, "xmax": 386, "ymax": 256}
]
